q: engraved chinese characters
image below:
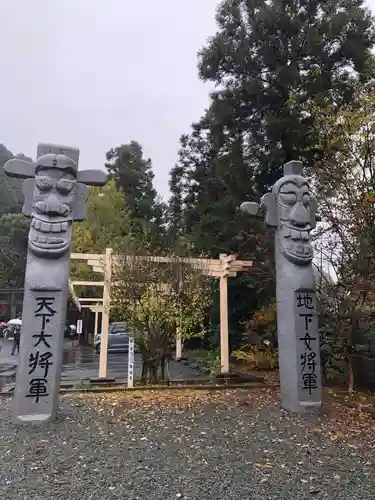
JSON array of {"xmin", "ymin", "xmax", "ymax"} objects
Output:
[
  {"xmin": 4, "ymin": 143, "xmax": 108, "ymax": 425},
  {"xmin": 12, "ymin": 288, "xmax": 67, "ymax": 423},
  {"xmin": 295, "ymin": 291, "xmax": 320, "ymax": 400},
  {"xmin": 26, "ymin": 297, "xmax": 56, "ymax": 403},
  {"xmin": 241, "ymin": 161, "xmax": 322, "ymax": 413}
]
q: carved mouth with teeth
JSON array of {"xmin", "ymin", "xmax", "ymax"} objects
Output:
[
  {"xmin": 29, "ymin": 217, "xmax": 72, "ymax": 258},
  {"xmin": 280, "ymin": 224, "xmax": 313, "ymax": 264}
]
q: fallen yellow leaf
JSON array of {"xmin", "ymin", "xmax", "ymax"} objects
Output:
[{"xmin": 333, "ymin": 430, "xmax": 345, "ymax": 437}]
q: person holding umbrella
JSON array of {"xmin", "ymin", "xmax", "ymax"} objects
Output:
[{"xmin": 8, "ymin": 317, "xmax": 22, "ymax": 355}]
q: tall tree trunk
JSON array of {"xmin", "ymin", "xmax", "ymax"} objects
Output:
[
  {"xmin": 348, "ymin": 308, "xmax": 361, "ymax": 394},
  {"xmin": 151, "ymin": 364, "xmax": 158, "ymax": 384},
  {"xmin": 141, "ymin": 360, "xmax": 150, "ymax": 385},
  {"xmin": 347, "ymin": 345, "xmax": 354, "ymax": 393}
]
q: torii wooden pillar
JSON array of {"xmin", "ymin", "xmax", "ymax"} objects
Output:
[{"xmin": 79, "ymin": 301, "xmax": 103, "ymax": 346}]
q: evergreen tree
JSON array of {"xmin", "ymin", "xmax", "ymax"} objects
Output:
[
  {"xmin": 105, "ymin": 141, "xmax": 165, "ymax": 251},
  {"xmin": 0, "ymin": 145, "xmax": 30, "ymax": 215},
  {"xmin": 0, "ymin": 213, "xmax": 29, "ymax": 287},
  {"xmin": 72, "ymin": 178, "xmax": 131, "ymax": 253},
  {"xmin": 106, "ymin": 141, "xmax": 157, "ymax": 220},
  {"xmin": 168, "ymin": 0, "xmax": 375, "ymax": 346},
  {"xmin": 0, "ymin": 146, "xmax": 34, "ymax": 286},
  {"xmin": 198, "ymin": 0, "xmax": 375, "ymax": 189}
]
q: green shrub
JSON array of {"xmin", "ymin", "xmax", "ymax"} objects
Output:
[{"xmin": 232, "ymin": 345, "xmax": 278, "ymax": 370}]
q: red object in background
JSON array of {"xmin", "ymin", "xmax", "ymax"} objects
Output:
[{"xmin": 0, "ymin": 304, "xmax": 3, "ymax": 312}]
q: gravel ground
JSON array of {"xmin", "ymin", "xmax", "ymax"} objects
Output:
[{"xmin": 0, "ymin": 388, "xmax": 375, "ymax": 500}]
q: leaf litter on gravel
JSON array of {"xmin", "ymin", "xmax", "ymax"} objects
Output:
[
  {"xmin": 0, "ymin": 388, "xmax": 375, "ymax": 499},
  {"xmin": 68, "ymin": 387, "xmax": 375, "ymax": 442}
]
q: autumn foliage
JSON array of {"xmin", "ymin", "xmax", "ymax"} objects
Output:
[{"xmin": 308, "ymin": 87, "xmax": 375, "ymax": 391}]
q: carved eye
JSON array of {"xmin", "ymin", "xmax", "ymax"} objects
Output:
[
  {"xmin": 279, "ymin": 192, "xmax": 297, "ymax": 205},
  {"xmin": 56, "ymin": 179, "xmax": 75, "ymax": 195},
  {"xmin": 302, "ymin": 193, "xmax": 310, "ymax": 206},
  {"xmin": 35, "ymin": 176, "xmax": 53, "ymax": 192}
]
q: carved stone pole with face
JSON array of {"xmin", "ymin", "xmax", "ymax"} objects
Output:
[
  {"xmin": 241, "ymin": 161, "xmax": 322, "ymax": 413},
  {"xmin": 4, "ymin": 143, "xmax": 107, "ymax": 424}
]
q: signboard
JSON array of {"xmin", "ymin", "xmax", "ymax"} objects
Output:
[
  {"xmin": 128, "ymin": 336, "xmax": 135, "ymax": 388},
  {"xmin": 77, "ymin": 319, "xmax": 83, "ymax": 335}
]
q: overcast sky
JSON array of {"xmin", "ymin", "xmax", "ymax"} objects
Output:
[{"xmin": 1, "ymin": 0, "xmax": 375, "ymax": 201}]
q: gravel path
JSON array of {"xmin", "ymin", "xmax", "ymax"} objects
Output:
[{"xmin": 0, "ymin": 388, "xmax": 374, "ymax": 499}]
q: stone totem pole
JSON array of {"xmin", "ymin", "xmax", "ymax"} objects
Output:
[
  {"xmin": 4, "ymin": 143, "xmax": 107, "ymax": 424},
  {"xmin": 241, "ymin": 161, "xmax": 322, "ymax": 413}
]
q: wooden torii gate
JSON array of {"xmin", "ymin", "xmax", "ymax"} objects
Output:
[{"xmin": 70, "ymin": 248, "xmax": 253, "ymax": 378}]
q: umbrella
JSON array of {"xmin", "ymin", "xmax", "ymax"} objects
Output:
[{"xmin": 7, "ymin": 318, "xmax": 22, "ymax": 325}]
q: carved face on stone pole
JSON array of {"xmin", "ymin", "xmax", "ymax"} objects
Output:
[
  {"xmin": 29, "ymin": 155, "xmax": 77, "ymax": 258},
  {"xmin": 3, "ymin": 143, "xmax": 108, "ymax": 259},
  {"xmin": 272, "ymin": 170, "xmax": 318, "ymax": 265},
  {"xmin": 241, "ymin": 161, "xmax": 319, "ymax": 265}
]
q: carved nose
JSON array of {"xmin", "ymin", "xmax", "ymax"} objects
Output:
[
  {"xmin": 35, "ymin": 199, "xmax": 70, "ymax": 216},
  {"xmin": 47, "ymin": 205, "xmax": 61, "ymax": 215},
  {"xmin": 289, "ymin": 202, "xmax": 310, "ymax": 227},
  {"xmin": 43, "ymin": 193, "xmax": 71, "ymax": 216},
  {"xmin": 44, "ymin": 203, "xmax": 70, "ymax": 216}
]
